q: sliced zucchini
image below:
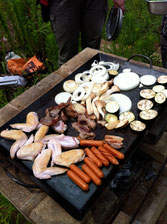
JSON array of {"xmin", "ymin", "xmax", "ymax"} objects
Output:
[
  {"xmin": 152, "ymin": 85, "xmax": 165, "ymax": 93},
  {"xmin": 157, "ymin": 75, "xmax": 167, "ymax": 84},
  {"xmin": 137, "ymin": 99, "xmax": 153, "ymax": 111},
  {"xmin": 130, "ymin": 120, "xmax": 146, "ymax": 132},
  {"xmin": 161, "ymin": 89, "xmax": 167, "ymax": 98},
  {"xmin": 154, "ymin": 92, "xmax": 166, "ymax": 104},
  {"xmin": 139, "ymin": 109, "xmax": 158, "ymax": 120},
  {"xmin": 105, "ymin": 113, "xmax": 118, "ymax": 123},
  {"xmin": 105, "ymin": 100, "xmax": 119, "ymax": 113},
  {"xmin": 108, "ymin": 70, "xmax": 118, "ymax": 76},
  {"xmin": 119, "ymin": 111, "xmax": 135, "ymax": 123},
  {"xmin": 140, "ymin": 89, "xmax": 156, "ymax": 99}
]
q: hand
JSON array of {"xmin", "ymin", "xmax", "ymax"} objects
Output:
[{"xmin": 113, "ymin": 0, "xmax": 126, "ymax": 13}]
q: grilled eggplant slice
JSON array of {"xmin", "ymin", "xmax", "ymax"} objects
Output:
[
  {"xmin": 152, "ymin": 85, "xmax": 165, "ymax": 93},
  {"xmin": 139, "ymin": 109, "xmax": 158, "ymax": 120},
  {"xmin": 130, "ymin": 120, "xmax": 146, "ymax": 132},
  {"xmin": 119, "ymin": 111, "xmax": 135, "ymax": 123},
  {"xmin": 157, "ymin": 75, "xmax": 167, "ymax": 84},
  {"xmin": 137, "ymin": 99, "xmax": 153, "ymax": 111},
  {"xmin": 140, "ymin": 89, "xmax": 156, "ymax": 99},
  {"xmin": 154, "ymin": 92, "xmax": 166, "ymax": 104}
]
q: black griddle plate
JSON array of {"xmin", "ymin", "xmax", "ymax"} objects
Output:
[{"xmin": 0, "ymin": 53, "xmax": 166, "ymax": 220}]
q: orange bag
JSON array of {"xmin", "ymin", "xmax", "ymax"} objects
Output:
[
  {"xmin": 23, "ymin": 56, "xmax": 45, "ymax": 74},
  {"xmin": 7, "ymin": 58, "xmax": 27, "ymax": 75},
  {"xmin": 7, "ymin": 56, "xmax": 45, "ymax": 75}
]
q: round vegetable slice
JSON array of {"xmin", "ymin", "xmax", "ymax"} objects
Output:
[
  {"xmin": 113, "ymin": 71, "xmax": 140, "ymax": 91},
  {"xmin": 140, "ymin": 89, "xmax": 156, "ymax": 99},
  {"xmin": 63, "ymin": 80, "xmax": 79, "ymax": 93},
  {"xmin": 105, "ymin": 113, "xmax": 118, "ymax": 123},
  {"xmin": 75, "ymin": 73, "xmax": 90, "ymax": 84},
  {"xmin": 137, "ymin": 99, "xmax": 153, "ymax": 111},
  {"xmin": 72, "ymin": 86, "xmax": 85, "ymax": 101},
  {"xmin": 157, "ymin": 75, "xmax": 167, "ymax": 84},
  {"xmin": 108, "ymin": 93, "xmax": 132, "ymax": 113},
  {"xmin": 55, "ymin": 92, "xmax": 71, "ymax": 104},
  {"xmin": 140, "ymin": 75, "xmax": 156, "ymax": 86},
  {"xmin": 161, "ymin": 89, "xmax": 167, "ymax": 98},
  {"xmin": 130, "ymin": 120, "xmax": 146, "ymax": 132},
  {"xmin": 152, "ymin": 85, "xmax": 165, "ymax": 93},
  {"xmin": 105, "ymin": 100, "xmax": 119, "ymax": 113},
  {"xmin": 139, "ymin": 109, "xmax": 158, "ymax": 120},
  {"xmin": 119, "ymin": 111, "xmax": 135, "ymax": 123},
  {"xmin": 108, "ymin": 70, "xmax": 118, "ymax": 76},
  {"xmin": 154, "ymin": 92, "xmax": 166, "ymax": 104}
]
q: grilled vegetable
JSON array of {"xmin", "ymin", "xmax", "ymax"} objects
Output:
[
  {"xmin": 119, "ymin": 111, "xmax": 135, "ymax": 123},
  {"xmin": 130, "ymin": 120, "xmax": 146, "ymax": 132},
  {"xmin": 115, "ymin": 120, "xmax": 129, "ymax": 129},
  {"xmin": 140, "ymin": 75, "xmax": 156, "ymax": 86},
  {"xmin": 63, "ymin": 80, "xmax": 78, "ymax": 93},
  {"xmin": 105, "ymin": 113, "xmax": 118, "ymax": 123},
  {"xmin": 137, "ymin": 99, "xmax": 153, "ymax": 111},
  {"xmin": 152, "ymin": 85, "xmax": 165, "ymax": 93},
  {"xmin": 55, "ymin": 92, "xmax": 71, "ymax": 104},
  {"xmin": 139, "ymin": 109, "xmax": 158, "ymax": 120},
  {"xmin": 140, "ymin": 89, "xmax": 156, "ymax": 99},
  {"xmin": 108, "ymin": 70, "xmax": 118, "ymax": 76},
  {"xmin": 105, "ymin": 120, "xmax": 119, "ymax": 130},
  {"xmin": 157, "ymin": 75, "xmax": 167, "ymax": 84},
  {"xmin": 154, "ymin": 92, "xmax": 166, "ymax": 104},
  {"xmin": 105, "ymin": 100, "xmax": 119, "ymax": 113}
]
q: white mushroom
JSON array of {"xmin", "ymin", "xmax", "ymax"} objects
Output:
[
  {"xmin": 92, "ymin": 96, "xmax": 100, "ymax": 120},
  {"xmin": 95, "ymin": 100, "xmax": 106, "ymax": 119},
  {"xmin": 86, "ymin": 93, "xmax": 95, "ymax": 115},
  {"xmin": 100, "ymin": 85, "xmax": 120, "ymax": 101}
]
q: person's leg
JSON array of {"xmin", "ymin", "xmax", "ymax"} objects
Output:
[
  {"xmin": 51, "ymin": 17, "xmax": 80, "ymax": 66},
  {"xmin": 80, "ymin": 0, "xmax": 108, "ymax": 50},
  {"xmin": 50, "ymin": 0, "xmax": 82, "ymax": 66}
]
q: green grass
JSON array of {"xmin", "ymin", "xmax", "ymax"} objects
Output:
[
  {"xmin": 0, "ymin": 193, "xmax": 30, "ymax": 224},
  {"xmin": 0, "ymin": 0, "xmax": 163, "ymax": 222}
]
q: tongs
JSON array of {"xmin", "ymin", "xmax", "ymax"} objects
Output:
[{"xmin": 0, "ymin": 75, "xmax": 27, "ymax": 87}]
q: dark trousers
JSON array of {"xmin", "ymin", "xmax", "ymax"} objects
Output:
[{"xmin": 50, "ymin": 0, "xmax": 108, "ymax": 66}]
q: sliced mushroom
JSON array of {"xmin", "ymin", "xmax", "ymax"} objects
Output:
[
  {"xmin": 100, "ymin": 85, "xmax": 120, "ymax": 101},
  {"xmin": 86, "ymin": 93, "xmax": 95, "ymax": 115},
  {"xmin": 92, "ymin": 96, "xmax": 100, "ymax": 120},
  {"xmin": 94, "ymin": 100, "xmax": 106, "ymax": 119}
]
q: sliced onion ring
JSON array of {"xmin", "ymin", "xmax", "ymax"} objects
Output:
[
  {"xmin": 63, "ymin": 80, "xmax": 78, "ymax": 93},
  {"xmin": 55, "ymin": 92, "xmax": 71, "ymax": 104},
  {"xmin": 75, "ymin": 73, "xmax": 90, "ymax": 84},
  {"xmin": 72, "ymin": 86, "xmax": 85, "ymax": 101},
  {"xmin": 90, "ymin": 65, "xmax": 107, "ymax": 77}
]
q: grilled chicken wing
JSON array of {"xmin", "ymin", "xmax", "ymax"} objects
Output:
[
  {"xmin": 48, "ymin": 139, "xmax": 62, "ymax": 166},
  {"xmin": 10, "ymin": 112, "xmax": 39, "ymax": 133},
  {"xmin": 32, "ymin": 148, "xmax": 67, "ymax": 179},
  {"xmin": 0, "ymin": 129, "xmax": 27, "ymax": 140},
  {"xmin": 17, "ymin": 142, "xmax": 44, "ymax": 161},
  {"xmin": 55, "ymin": 149, "xmax": 85, "ymax": 167},
  {"xmin": 10, "ymin": 137, "xmax": 28, "ymax": 159}
]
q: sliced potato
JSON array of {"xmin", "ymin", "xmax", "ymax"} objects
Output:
[
  {"xmin": 140, "ymin": 89, "xmax": 156, "ymax": 99},
  {"xmin": 157, "ymin": 75, "xmax": 167, "ymax": 84},
  {"xmin": 119, "ymin": 111, "xmax": 135, "ymax": 123},
  {"xmin": 152, "ymin": 85, "xmax": 165, "ymax": 93},
  {"xmin": 154, "ymin": 92, "xmax": 166, "ymax": 104},
  {"xmin": 130, "ymin": 120, "xmax": 146, "ymax": 132},
  {"xmin": 105, "ymin": 120, "xmax": 119, "ymax": 130},
  {"xmin": 137, "ymin": 99, "xmax": 153, "ymax": 111},
  {"xmin": 139, "ymin": 109, "xmax": 158, "ymax": 120},
  {"xmin": 105, "ymin": 100, "xmax": 119, "ymax": 113}
]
